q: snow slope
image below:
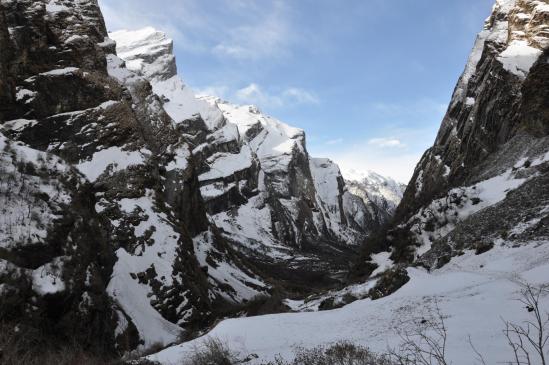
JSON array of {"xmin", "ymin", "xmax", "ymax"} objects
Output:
[{"xmin": 149, "ymin": 240, "xmax": 549, "ymax": 364}]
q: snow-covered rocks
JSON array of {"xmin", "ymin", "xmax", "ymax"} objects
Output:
[
  {"xmin": 110, "ymin": 28, "xmax": 224, "ymax": 130},
  {"xmin": 0, "ymin": 132, "xmax": 74, "ymax": 249},
  {"xmin": 344, "ymin": 169, "xmax": 406, "ymax": 217},
  {"xmin": 110, "ymin": 27, "xmax": 177, "ymax": 82},
  {"xmin": 110, "ymin": 27, "xmax": 388, "ymax": 286},
  {"xmin": 497, "ymin": 39, "xmax": 543, "ymax": 77}
]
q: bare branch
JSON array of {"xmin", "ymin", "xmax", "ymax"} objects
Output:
[{"xmin": 468, "ymin": 335, "xmax": 487, "ymax": 365}]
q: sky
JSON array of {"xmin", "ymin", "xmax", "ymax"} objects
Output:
[{"xmin": 98, "ymin": 0, "xmax": 496, "ymax": 183}]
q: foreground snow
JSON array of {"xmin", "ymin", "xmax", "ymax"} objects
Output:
[{"xmin": 149, "ymin": 240, "xmax": 549, "ymax": 364}]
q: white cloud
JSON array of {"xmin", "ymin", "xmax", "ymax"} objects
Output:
[
  {"xmin": 282, "ymin": 88, "xmax": 319, "ymax": 105},
  {"xmin": 368, "ymin": 137, "xmax": 406, "ymax": 148},
  {"xmin": 211, "ymin": 1, "xmax": 294, "ymax": 60},
  {"xmin": 234, "ymin": 83, "xmax": 319, "ymax": 109},
  {"xmin": 325, "ymin": 138, "xmax": 343, "ymax": 145},
  {"xmin": 234, "ymin": 83, "xmax": 281, "ymax": 108},
  {"xmin": 194, "ymin": 85, "xmax": 229, "ymax": 99},
  {"xmin": 371, "ymin": 99, "xmax": 448, "ymax": 117}
]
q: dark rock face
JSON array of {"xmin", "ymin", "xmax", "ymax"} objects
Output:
[
  {"xmin": 353, "ymin": 0, "xmax": 549, "ymax": 279},
  {"xmin": 396, "ymin": 0, "xmax": 549, "ymax": 222},
  {"xmin": 0, "ymin": 0, "xmax": 264, "ymax": 353},
  {"xmin": 0, "ymin": 4, "xmax": 13, "ymax": 120},
  {"xmin": 0, "ymin": 0, "xmax": 119, "ymax": 353}
]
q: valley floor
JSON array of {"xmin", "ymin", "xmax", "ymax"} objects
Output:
[{"xmin": 149, "ymin": 240, "xmax": 549, "ymax": 364}]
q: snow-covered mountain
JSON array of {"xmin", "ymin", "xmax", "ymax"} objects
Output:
[
  {"xmin": 109, "ymin": 28, "xmax": 396, "ymax": 282},
  {"xmin": 344, "ymin": 170, "xmax": 406, "ymax": 219},
  {"xmin": 0, "ymin": 0, "xmax": 266, "ymax": 351},
  {"xmin": 0, "ymin": 0, "xmax": 398, "ymax": 355},
  {"xmin": 2, "ymin": 0, "xmax": 547, "ymax": 363},
  {"xmin": 143, "ymin": 0, "xmax": 549, "ymax": 363},
  {"xmin": 362, "ymin": 0, "xmax": 549, "ymax": 269}
]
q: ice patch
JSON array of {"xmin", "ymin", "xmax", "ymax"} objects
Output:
[
  {"xmin": 166, "ymin": 145, "xmax": 190, "ymax": 172},
  {"xmin": 45, "ymin": 1, "xmax": 69, "ymax": 14},
  {"xmin": 2, "ymin": 119, "xmax": 38, "ymax": 132},
  {"xmin": 497, "ymin": 40, "xmax": 542, "ymax": 78},
  {"xmin": 15, "ymin": 88, "xmax": 36, "ymax": 102},
  {"xmin": 370, "ymin": 252, "xmax": 393, "ymax": 276},
  {"xmin": 39, "ymin": 67, "xmax": 80, "ymax": 76}
]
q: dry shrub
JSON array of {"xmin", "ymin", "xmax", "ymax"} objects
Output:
[
  {"xmin": 181, "ymin": 337, "xmax": 239, "ymax": 365},
  {"xmin": 0, "ymin": 322, "xmax": 111, "ymax": 365}
]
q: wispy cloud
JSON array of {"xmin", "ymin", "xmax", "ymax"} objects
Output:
[
  {"xmin": 234, "ymin": 83, "xmax": 319, "ymax": 108},
  {"xmin": 211, "ymin": 1, "xmax": 294, "ymax": 60},
  {"xmin": 100, "ymin": 0, "xmax": 300, "ymax": 61},
  {"xmin": 195, "ymin": 85, "xmax": 229, "ymax": 99},
  {"xmin": 368, "ymin": 137, "xmax": 406, "ymax": 148},
  {"xmin": 325, "ymin": 138, "xmax": 343, "ymax": 145},
  {"xmin": 282, "ymin": 88, "xmax": 319, "ymax": 105},
  {"xmin": 371, "ymin": 99, "xmax": 448, "ymax": 117}
]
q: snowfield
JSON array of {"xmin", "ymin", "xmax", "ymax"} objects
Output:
[{"xmin": 149, "ymin": 240, "xmax": 549, "ymax": 364}]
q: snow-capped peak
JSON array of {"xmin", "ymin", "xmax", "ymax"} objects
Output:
[
  {"xmin": 344, "ymin": 169, "xmax": 406, "ymax": 215},
  {"xmin": 110, "ymin": 27, "xmax": 176, "ymax": 81},
  {"xmin": 109, "ymin": 28, "xmax": 224, "ymax": 130}
]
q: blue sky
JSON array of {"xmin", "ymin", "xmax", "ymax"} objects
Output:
[{"xmin": 98, "ymin": 0, "xmax": 495, "ymax": 182}]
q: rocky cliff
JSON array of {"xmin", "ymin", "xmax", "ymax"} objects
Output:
[
  {"xmin": 352, "ymin": 0, "xmax": 549, "ymax": 281},
  {"xmin": 109, "ymin": 28, "xmax": 396, "ymax": 290},
  {"xmin": 0, "ymin": 0, "xmax": 397, "ymax": 355},
  {"xmin": 0, "ymin": 0, "xmax": 265, "ymax": 352}
]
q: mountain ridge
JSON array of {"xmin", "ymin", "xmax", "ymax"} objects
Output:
[
  {"xmin": 144, "ymin": 1, "xmax": 549, "ymax": 363},
  {"xmin": 0, "ymin": 1, "xmax": 401, "ymax": 354}
]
